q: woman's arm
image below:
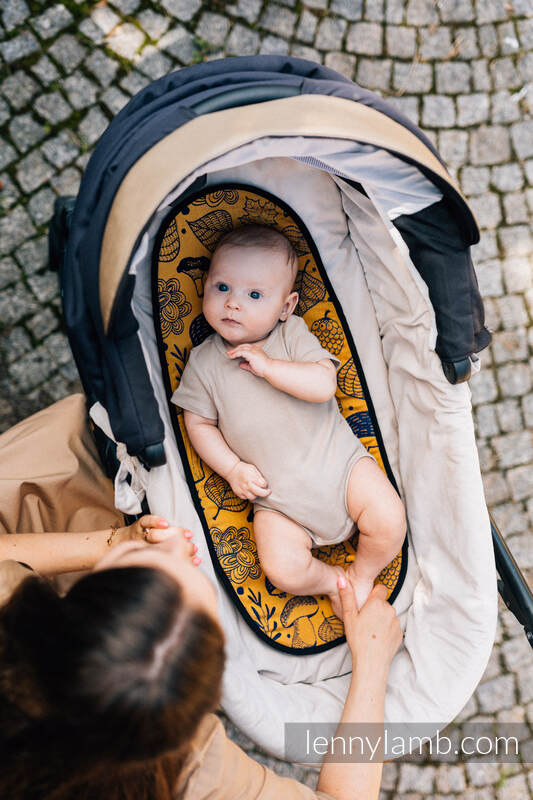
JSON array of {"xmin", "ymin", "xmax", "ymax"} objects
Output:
[
  {"xmin": 0, "ymin": 515, "xmax": 170, "ymax": 575},
  {"xmin": 316, "ymin": 580, "xmax": 402, "ymax": 800}
]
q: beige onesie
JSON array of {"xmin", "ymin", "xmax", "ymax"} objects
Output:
[{"xmin": 172, "ymin": 314, "xmax": 372, "ymax": 546}]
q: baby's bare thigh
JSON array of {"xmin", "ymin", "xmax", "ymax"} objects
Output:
[
  {"xmin": 346, "ymin": 456, "xmax": 397, "ymax": 522},
  {"xmin": 253, "ymin": 509, "xmax": 313, "ymax": 563}
]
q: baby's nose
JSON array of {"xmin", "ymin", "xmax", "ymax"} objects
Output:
[{"xmin": 225, "ymin": 295, "xmax": 240, "ymax": 309}]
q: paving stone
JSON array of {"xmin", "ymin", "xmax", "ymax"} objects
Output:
[
  {"xmin": 8, "ymin": 344, "xmax": 55, "ymax": 389},
  {"xmin": 355, "ymin": 59, "xmax": 391, "ymax": 91},
  {"xmin": 472, "ymin": 59, "xmax": 492, "ymax": 92},
  {"xmin": 30, "ymin": 55, "xmax": 60, "ymax": 85},
  {"xmin": 438, "ymin": 0, "xmax": 474, "ymax": 23},
  {"xmin": 50, "ymin": 167, "xmax": 81, "ymax": 198},
  {"xmin": 78, "ymin": 18, "xmax": 105, "ymax": 45},
  {"xmin": 507, "ymin": 532, "xmax": 533, "ymax": 571},
  {"xmin": 420, "ymin": 26, "xmax": 452, "ymax": 60},
  {"xmin": 85, "ymin": 50, "xmax": 119, "ymax": 88},
  {"xmin": 1, "ymin": 71, "xmax": 39, "ymax": 112},
  {"xmin": 303, "ymin": 0, "xmax": 328, "ymax": 8},
  {"xmin": 397, "ymin": 764, "xmax": 435, "ymax": 794},
  {"xmin": 511, "ymin": 121, "xmax": 533, "ymax": 160},
  {"xmin": 28, "ymin": 187, "xmax": 56, "ymax": 226},
  {"xmin": 226, "ymin": 23, "xmax": 260, "ymax": 56},
  {"xmin": 457, "ymin": 93, "xmax": 490, "ymax": 126},
  {"xmin": 34, "ymin": 91, "xmax": 72, "ymax": 124},
  {"xmin": 476, "ymin": 402, "xmax": 499, "ymax": 438},
  {"xmin": 0, "ymin": 205, "xmax": 36, "ymax": 257},
  {"xmin": 346, "ymin": 21, "xmax": 383, "ymax": 55},
  {"xmin": 517, "ymin": 17, "xmax": 533, "ymax": 49},
  {"xmin": 470, "ymin": 125, "xmax": 511, "ymax": 165},
  {"xmin": 503, "ymin": 192, "xmax": 530, "ymax": 224},
  {"xmin": 158, "ymin": 26, "xmax": 195, "ymax": 64},
  {"xmin": 393, "ymin": 61, "xmax": 432, "ymax": 93},
  {"xmin": 1, "ymin": 0, "xmax": 30, "ymax": 32},
  {"xmin": 32, "ymin": 4, "xmax": 73, "ymax": 40},
  {"xmin": 0, "ymin": 97, "xmax": 9, "ymax": 128},
  {"xmin": 493, "ymin": 429, "xmax": 533, "ymax": 469},
  {"xmin": 295, "ymin": 10, "xmax": 317, "ymax": 43},
  {"xmin": 0, "ymin": 257, "xmax": 21, "ymax": 291},
  {"xmin": 479, "ymin": 23, "xmax": 499, "ymax": 57},
  {"xmin": 26, "ymin": 307, "xmax": 58, "ymax": 340},
  {"xmin": 91, "ymin": 5, "xmax": 120, "ymax": 35},
  {"xmin": 482, "ymin": 470, "xmax": 510, "ymax": 503},
  {"xmin": 499, "ymin": 225, "xmax": 533, "ymax": 258},
  {"xmin": 477, "ymin": 673, "xmax": 516, "ymax": 713},
  {"xmin": 48, "ymin": 34, "xmax": 87, "ymax": 72},
  {"xmin": 471, "ymin": 369, "xmax": 498, "ymax": 404},
  {"xmin": 462, "ymin": 165, "xmax": 491, "ymax": 195},
  {"xmin": 324, "ymin": 52, "xmax": 356, "ymax": 80},
  {"xmin": 476, "ymin": 0, "xmax": 508, "ymax": 25},
  {"xmin": 109, "ymin": 0, "xmax": 140, "ymax": 14},
  {"xmin": 160, "ymin": 0, "xmax": 201, "ymax": 23},
  {"xmin": 435, "ymin": 763, "xmax": 467, "ymax": 793},
  {"xmin": 365, "ymin": 0, "xmax": 385, "ymax": 22},
  {"xmin": 454, "ymin": 25, "xmax": 480, "ymax": 59},
  {"xmin": 316, "ymin": 17, "xmax": 347, "ymax": 50},
  {"xmin": 40, "ymin": 130, "xmax": 80, "ymax": 170},
  {"xmin": 422, "ymin": 95, "xmax": 456, "ymax": 128},
  {"xmin": 100, "ymin": 86, "xmax": 130, "ymax": 116},
  {"xmin": 290, "ymin": 44, "xmax": 321, "ymax": 61},
  {"xmin": 15, "ymin": 236, "xmax": 48, "ymax": 275},
  {"xmin": 137, "ymin": 10, "xmax": 170, "ymax": 39},
  {"xmin": 491, "ymin": 163, "xmax": 524, "ymax": 193},
  {"xmin": 0, "ymin": 31, "xmax": 39, "ymax": 63},
  {"xmin": 259, "ymin": 5, "xmax": 296, "ymax": 38},
  {"xmin": 259, "ymin": 35, "xmax": 289, "ymax": 55},
  {"xmin": 480, "ymin": 644, "xmax": 503, "ymax": 681},
  {"xmin": 0, "ymin": 172, "xmax": 21, "ymax": 212},
  {"xmin": 331, "ymin": 0, "xmax": 363, "ymax": 21},
  {"xmin": 406, "ymin": 0, "xmax": 438, "ymax": 25},
  {"xmin": 496, "ymin": 398, "xmax": 524, "ymax": 433},
  {"xmin": 0, "ymin": 281, "xmax": 40, "ymax": 325},
  {"xmin": 492, "ymin": 329, "xmax": 528, "ymax": 363},
  {"xmin": 106, "ymin": 23, "xmax": 145, "ymax": 59},
  {"xmin": 228, "ymin": 0, "xmax": 262, "ymax": 24},
  {"xmin": 497, "ymin": 772, "xmax": 528, "ymax": 800},
  {"xmin": 79, "ymin": 107, "xmax": 109, "ymax": 148},
  {"xmin": 436, "ymin": 62, "xmax": 471, "ymax": 94},
  {"xmin": 465, "ymin": 759, "xmax": 501, "ymax": 786},
  {"xmin": 491, "ymin": 57, "xmax": 522, "ymax": 92},
  {"xmin": 491, "ymin": 90, "xmax": 522, "ymax": 125},
  {"xmin": 134, "ymin": 46, "xmax": 172, "ymax": 80},
  {"xmin": 61, "ymin": 73, "xmax": 99, "ymax": 111},
  {"xmin": 2, "ymin": 326, "xmax": 32, "ymax": 363},
  {"xmin": 386, "ymin": 25, "xmax": 416, "ymax": 57},
  {"xmin": 523, "ymin": 394, "xmax": 533, "ymax": 428},
  {"xmin": 491, "ymin": 500, "xmax": 529, "ymax": 534},
  {"xmin": 15, "ymin": 150, "xmax": 55, "ymax": 195},
  {"xmin": 470, "ymin": 193, "xmax": 503, "ymax": 230},
  {"xmin": 0, "ymin": 138, "xmax": 18, "ymax": 171},
  {"xmin": 501, "ymin": 634, "xmax": 533, "ymax": 673}
]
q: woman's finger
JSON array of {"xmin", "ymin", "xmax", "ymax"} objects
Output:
[
  {"xmin": 338, "ymin": 575, "xmax": 358, "ymax": 619},
  {"xmin": 138, "ymin": 514, "xmax": 168, "ymax": 529}
]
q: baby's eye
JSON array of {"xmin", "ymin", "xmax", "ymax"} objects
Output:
[
  {"xmin": 217, "ymin": 283, "xmax": 229, "ymax": 292},
  {"xmin": 249, "ymin": 291, "xmax": 262, "ymax": 300}
]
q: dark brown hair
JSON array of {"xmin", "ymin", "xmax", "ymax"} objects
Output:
[
  {"xmin": 214, "ymin": 224, "xmax": 299, "ymax": 286},
  {"xmin": 0, "ymin": 566, "xmax": 225, "ymax": 800}
]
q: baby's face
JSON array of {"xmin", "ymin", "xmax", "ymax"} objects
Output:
[{"xmin": 203, "ymin": 244, "xmax": 298, "ymax": 345}]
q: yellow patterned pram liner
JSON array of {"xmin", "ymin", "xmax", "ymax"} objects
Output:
[{"xmin": 154, "ymin": 183, "xmax": 407, "ymax": 654}]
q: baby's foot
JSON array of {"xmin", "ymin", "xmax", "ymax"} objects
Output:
[
  {"xmin": 328, "ymin": 565, "xmax": 348, "ymax": 620},
  {"xmin": 345, "ymin": 563, "xmax": 375, "ymax": 610}
]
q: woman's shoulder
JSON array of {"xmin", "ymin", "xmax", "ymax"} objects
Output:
[{"xmin": 175, "ymin": 713, "xmax": 338, "ymax": 800}]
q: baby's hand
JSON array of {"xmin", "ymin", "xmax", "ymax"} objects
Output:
[
  {"xmin": 226, "ymin": 461, "xmax": 272, "ymax": 501},
  {"xmin": 226, "ymin": 344, "xmax": 271, "ymax": 378}
]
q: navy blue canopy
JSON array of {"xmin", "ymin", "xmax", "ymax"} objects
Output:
[{"xmin": 55, "ymin": 55, "xmax": 490, "ymax": 465}]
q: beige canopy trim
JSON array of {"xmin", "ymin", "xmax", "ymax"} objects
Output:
[{"xmin": 100, "ymin": 93, "xmax": 468, "ymax": 334}]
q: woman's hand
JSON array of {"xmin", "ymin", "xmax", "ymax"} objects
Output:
[
  {"xmin": 118, "ymin": 517, "xmax": 202, "ymax": 565},
  {"xmin": 226, "ymin": 461, "xmax": 271, "ymax": 500},
  {"xmin": 338, "ymin": 578, "xmax": 403, "ymax": 674}
]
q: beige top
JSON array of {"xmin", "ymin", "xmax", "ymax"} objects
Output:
[
  {"xmin": 0, "ymin": 560, "xmax": 336, "ymax": 800},
  {"xmin": 172, "ymin": 315, "xmax": 369, "ymax": 545}
]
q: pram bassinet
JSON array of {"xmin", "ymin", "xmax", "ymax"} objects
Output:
[{"xmin": 47, "ymin": 55, "xmax": 532, "ymax": 757}]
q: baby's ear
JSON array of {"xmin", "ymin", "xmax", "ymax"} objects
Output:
[{"xmin": 280, "ymin": 291, "xmax": 299, "ymax": 321}]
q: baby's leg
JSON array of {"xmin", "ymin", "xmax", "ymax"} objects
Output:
[
  {"xmin": 254, "ymin": 509, "xmax": 345, "ymax": 616},
  {"xmin": 345, "ymin": 457, "xmax": 406, "ymax": 609}
]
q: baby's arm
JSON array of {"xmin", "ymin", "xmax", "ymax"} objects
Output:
[
  {"xmin": 226, "ymin": 344, "xmax": 336, "ymax": 403},
  {"xmin": 184, "ymin": 411, "xmax": 271, "ymax": 501}
]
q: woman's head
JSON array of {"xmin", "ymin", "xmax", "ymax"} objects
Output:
[{"xmin": 0, "ymin": 536, "xmax": 224, "ymax": 799}]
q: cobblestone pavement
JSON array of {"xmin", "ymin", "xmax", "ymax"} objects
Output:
[{"xmin": 1, "ymin": 0, "xmax": 533, "ymax": 796}]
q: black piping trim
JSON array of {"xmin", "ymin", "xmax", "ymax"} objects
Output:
[{"xmin": 151, "ymin": 181, "xmax": 408, "ymax": 655}]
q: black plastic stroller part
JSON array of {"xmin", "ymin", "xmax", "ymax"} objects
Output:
[
  {"xmin": 48, "ymin": 195, "xmax": 76, "ymax": 272},
  {"xmin": 442, "ymin": 358, "xmax": 472, "ymax": 384},
  {"xmin": 191, "ymin": 83, "xmax": 300, "ymax": 114},
  {"xmin": 491, "ymin": 515, "xmax": 533, "ymax": 649}
]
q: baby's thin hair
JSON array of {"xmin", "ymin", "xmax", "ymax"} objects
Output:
[{"xmin": 214, "ymin": 224, "xmax": 298, "ymax": 285}]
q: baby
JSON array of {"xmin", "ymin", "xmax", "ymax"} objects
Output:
[{"xmin": 172, "ymin": 224, "xmax": 406, "ymax": 614}]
